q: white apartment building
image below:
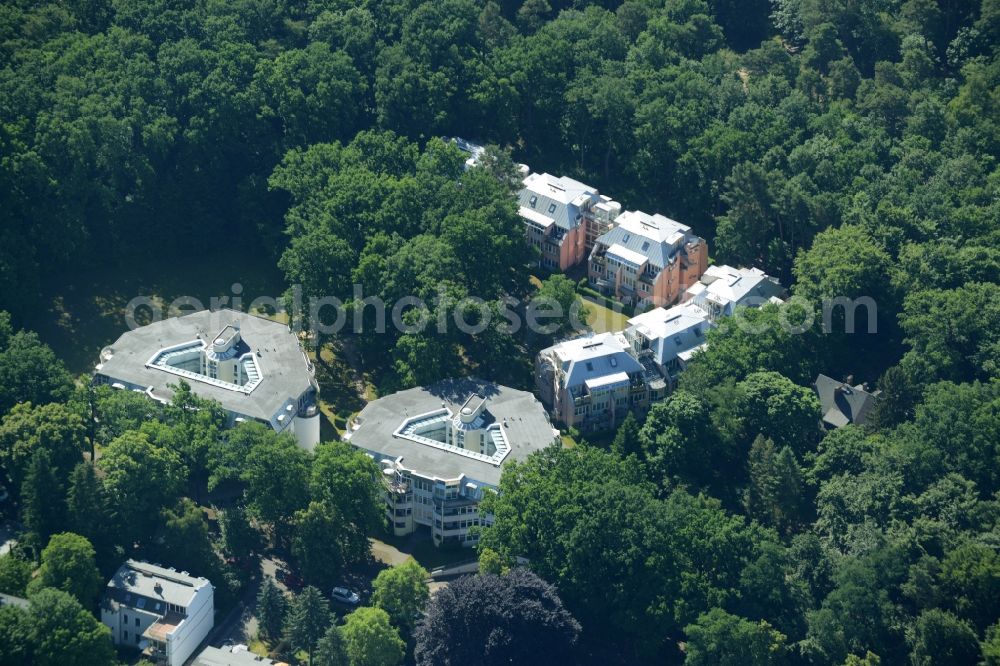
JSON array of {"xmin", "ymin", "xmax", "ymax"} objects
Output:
[
  {"xmin": 94, "ymin": 309, "xmax": 321, "ymax": 448},
  {"xmin": 101, "ymin": 560, "xmax": 214, "ymax": 666},
  {"xmin": 537, "ymin": 265, "xmax": 783, "ymax": 430},
  {"xmin": 535, "ymin": 331, "xmax": 664, "ymax": 432},
  {"xmin": 344, "ymin": 378, "xmax": 558, "ymax": 548},
  {"xmin": 683, "ymin": 264, "xmax": 785, "ymax": 321},
  {"xmin": 623, "ymin": 303, "xmax": 713, "ymax": 384}
]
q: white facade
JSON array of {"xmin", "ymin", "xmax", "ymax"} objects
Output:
[
  {"xmin": 378, "ymin": 460, "xmax": 492, "ymax": 548},
  {"xmin": 101, "ymin": 561, "xmax": 214, "ymax": 666},
  {"xmin": 624, "ymin": 303, "xmax": 712, "ymax": 380},
  {"xmin": 683, "ymin": 265, "xmax": 785, "ymax": 321},
  {"xmin": 535, "ymin": 332, "xmax": 660, "ymax": 432},
  {"xmin": 344, "ymin": 380, "xmax": 557, "ymax": 548},
  {"xmin": 94, "ymin": 309, "xmax": 320, "ymax": 449}
]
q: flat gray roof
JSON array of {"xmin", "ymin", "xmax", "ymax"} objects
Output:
[
  {"xmin": 95, "ymin": 309, "xmax": 315, "ymax": 424},
  {"xmin": 0, "ymin": 593, "xmax": 28, "ymax": 610},
  {"xmin": 345, "ymin": 378, "xmax": 557, "ymax": 486},
  {"xmin": 105, "ymin": 560, "xmax": 210, "ymax": 610},
  {"xmin": 192, "ymin": 646, "xmax": 280, "ymax": 666}
]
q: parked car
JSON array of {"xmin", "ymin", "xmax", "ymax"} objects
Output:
[{"xmin": 331, "ymin": 587, "xmax": 360, "ymax": 605}]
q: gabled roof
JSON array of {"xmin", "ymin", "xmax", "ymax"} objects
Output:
[
  {"xmin": 626, "ymin": 304, "xmax": 712, "ymax": 367},
  {"xmin": 813, "ymin": 374, "xmax": 879, "ymax": 428},
  {"xmin": 594, "ymin": 210, "xmax": 700, "ymax": 269},
  {"xmin": 542, "ymin": 332, "xmax": 644, "ymax": 389},
  {"xmin": 685, "ymin": 265, "xmax": 784, "ymax": 313},
  {"xmin": 518, "ymin": 173, "xmax": 598, "ymax": 231}
]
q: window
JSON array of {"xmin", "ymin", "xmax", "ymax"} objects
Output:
[
  {"xmin": 585, "ymin": 362, "xmax": 594, "ymax": 371},
  {"xmin": 123, "ymin": 614, "xmax": 128, "ymax": 624},
  {"xmin": 547, "ymin": 203, "xmax": 557, "ymax": 214},
  {"xmin": 135, "ymin": 618, "xmax": 140, "ymax": 627},
  {"xmin": 623, "ymin": 233, "xmax": 631, "ymax": 242},
  {"xmin": 529, "ymin": 195, "xmax": 537, "ymax": 208},
  {"xmin": 124, "ymin": 630, "xmax": 129, "ymax": 641},
  {"xmin": 641, "ymin": 241, "xmax": 650, "ymax": 251},
  {"xmin": 136, "ymin": 635, "xmax": 141, "ymax": 645},
  {"xmin": 610, "ymin": 357, "xmax": 617, "ymax": 367}
]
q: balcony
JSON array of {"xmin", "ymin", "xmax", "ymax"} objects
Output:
[
  {"xmin": 594, "ymin": 278, "xmax": 614, "ymax": 291},
  {"xmin": 381, "ymin": 476, "xmax": 410, "ymax": 496}
]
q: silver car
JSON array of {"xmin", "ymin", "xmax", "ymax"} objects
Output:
[{"xmin": 331, "ymin": 586, "xmax": 360, "ymax": 605}]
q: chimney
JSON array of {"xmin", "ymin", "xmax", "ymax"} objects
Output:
[{"xmin": 154, "ymin": 582, "xmax": 163, "ymax": 596}]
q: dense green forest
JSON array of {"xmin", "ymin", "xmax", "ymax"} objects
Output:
[{"xmin": 1, "ymin": 0, "xmax": 999, "ymax": 664}]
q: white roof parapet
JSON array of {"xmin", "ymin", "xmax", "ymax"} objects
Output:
[
  {"xmin": 519, "ymin": 206, "xmax": 555, "ymax": 227},
  {"xmin": 584, "ymin": 371, "xmax": 631, "ymax": 390},
  {"xmin": 606, "ymin": 244, "xmax": 648, "ymax": 267}
]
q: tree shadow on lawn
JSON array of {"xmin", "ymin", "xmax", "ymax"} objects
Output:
[{"xmin": 26, "ymin": 244, "xmax": 286, "ymax": 374}]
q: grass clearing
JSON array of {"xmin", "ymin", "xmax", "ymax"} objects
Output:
[
  {"xmin": 375, "ymin": 531, "xmax": 475, "ymax": 571},
  {"xmin": 582, "ymin": 296, "xmax": 630, "ymax": 334}
]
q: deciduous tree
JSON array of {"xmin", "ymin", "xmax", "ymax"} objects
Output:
[
  {"xmin": 372, "ymin": 559, "xmax": 430, "ymax": 637},
  {"xmin": 414, "ymin": 569, "xmax": 579, "ymax": 665},
  {"xmin": 341, "ymin": 606, "xmax": 406, "ymax": 666},
  {"xmin": 28, "ymin": 533, "xmax": 102, "ymax": 607}
]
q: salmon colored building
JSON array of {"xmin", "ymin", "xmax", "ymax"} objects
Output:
[
  {"xmin": 518, "ymin": 172, "xmax": 620, "ymax": 272},
  {"xmin": 588, "ymin": 210, "xmax": 708, "ymax": 309}
]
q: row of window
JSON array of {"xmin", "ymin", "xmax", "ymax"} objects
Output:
[{"xmin": 574, "ymin": 395, "xmax": 639, "ymax": 416}]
